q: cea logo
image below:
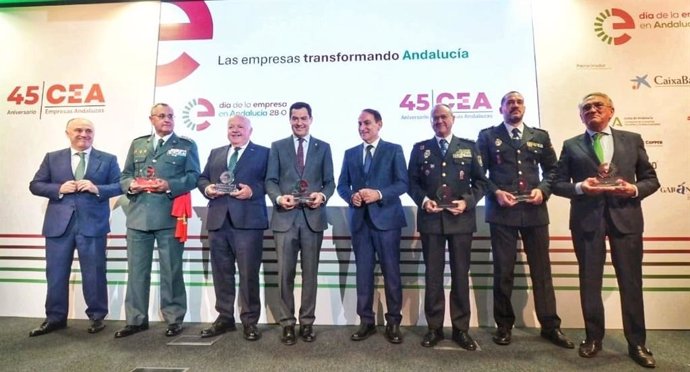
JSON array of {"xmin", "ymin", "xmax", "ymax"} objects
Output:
[
  {"xmin": 182, "ymin": 98, "xmax": 215, "ymax": 131},
  {"xmin": 593, "ymin": 8, "xmax": 635, "ymax": 45}
]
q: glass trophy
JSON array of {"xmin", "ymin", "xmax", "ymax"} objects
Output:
[
  {"xmin": 435, "ymin": 184, "xmax": 456, "ymax": 208},
  {"xmin": 292, "ymin": 179, "xmax": 313, "ymax": 204},
  {"xmin": 596, "ymin": 162, "xmax": 619, "ymax": 187},
  {"xmin": 135, "ymin": 166, "xmax": 158, "ymax": 192},
  {"xmin": 215, "ymin": 171, "xmax": 238, "ymax": 194},
  {"xmin": 513, "ymin": 177, "xmax": 533, "ymax": 202}
]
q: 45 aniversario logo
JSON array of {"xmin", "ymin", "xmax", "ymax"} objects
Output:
[{"xmin": 5, "ymin": 82, "xmax": 106, "ymax": 119}]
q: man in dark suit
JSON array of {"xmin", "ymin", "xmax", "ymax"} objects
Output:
[
  {"xmin": 476, "ymin": 91, "xmax": 573, "ymax": 348},
  {"xmin": 265, "ymin": 101, "xmax": 335, "ymax": 345},
  {"xmin": 553, "ymin": 92, "xmax": 659, "ymax": 368},
  {"xmin": 408, "ymin": 104, "xmax": 487, "ymax": 350},
  {"xmin": 337, "ymin": 109, "xmax": 408, "ymax": 344},
  {"xmin": 29, "ymin": 118, "xmax": 121, "ymax": 336},
  {"xmin": 115, "ymin": 103, "xmax": 200, "ymax": 338},
  {"xmin": 197, "ymin": 115, "xmax": 269, "ymax": 341}
]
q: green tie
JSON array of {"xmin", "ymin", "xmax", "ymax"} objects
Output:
[
  {"xmin": 74, "ymin": 152, "xmax": 86, "ymax": 180},
  {"xmin": 227, "ymin": 147, "xmax": 240, "ymax": 174},
  {"xmin": 154, "ymin": 138, "xmax": 164, "ymax": 156},
  {"xmin": 592, "ymin": 133, "xmax": 604, "ymax": 163}
]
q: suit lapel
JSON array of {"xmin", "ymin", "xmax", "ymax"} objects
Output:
[
  {"xmin": 85, "ymin": 149, "xmax": 102, "ymax": 178},
  {"xmin": 60, "ymin": 149, "xmax": 74, "ymax": 179},
  {"xmin": 576, "ymin": 132, "xmax": 600, "ymax": 165},
  {"xmin": 153, "ymin": 133, "xmax": 176, "ymax": 160},
  {"xmin": 610, "ymin": 128, "xmax": 622, "ymax": 165},
  {"xmin": 496, "ymin": 125, "xmax": 516, "ymax": 149}
]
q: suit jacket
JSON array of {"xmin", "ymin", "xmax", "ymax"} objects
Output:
[
  {"xmin": 265, "ymin": 135, "xmax": 335, "ymax": 232},
  {"xmin": 476, "ymin": 123, "xmax": 557, "ymax": 227},
  {"xmin": 120, "ymin": 133, "xmax": 200, "ymax": 230},
  {"xmin": 197, "ymin": 142, "xmax": 269, "ymax": 231},
  {"xmin": 552, "ymin": 128, "xmax": 659, "ymax": 234},
  {"xmin": 337, "ymin": 140, "xmax": 408, "ymax": 232},
  {"xmin": 408, "ymin": 136, "xmax": 487, "ymax": 235},
  {"xmin": 29, "ymin": 148, "xmax": 122, "ymax": 237}
]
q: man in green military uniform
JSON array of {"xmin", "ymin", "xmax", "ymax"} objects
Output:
[{"xmin": 115, "ymin": 103, "xmax": 200, "ymax": 338}]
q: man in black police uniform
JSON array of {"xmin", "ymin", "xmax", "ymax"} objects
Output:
[
  {"xmin": 476, "ymin": 91, "xmax": 573, "ymax": 348},
  {"xmin": 408, "ymin": 104, "xmax": 487, "ymax": 350}
]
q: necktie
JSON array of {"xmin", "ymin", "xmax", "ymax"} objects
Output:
[
  {"xmin": 74, "ymin": 152, "xmax": 86, "ymax": 180},
  {"xmin": 227, "ymin": 147, "xmax": 240, "ymax": 174},
  {"xmin": 439, "ymin": 139, "xmax": 448, "ymax": 157},
  {"xmin": 364, "ymin": 144, "xmax": 373, "ymax": 174},
  {"xmin": 296, "ymin": 137, "xmax": 305, "ymax": 175},
  {"xmin": 154, "ymin": 138, "xmax": 164, "ymax": 156},
  {"xmin": 592, "ymin": 132, "xmax": 604, "ymax": 163},
  {"xmin": 511, "ymin": 128, "xmax": 521, "ymax": 148}
]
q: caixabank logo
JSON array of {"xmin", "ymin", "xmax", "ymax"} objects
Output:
[
  {"xmin": 593, "ymin": 8, "xmax": 635, "ymax": 45},
  {"xmin": 629, "ymin": 73, "xmax": 690, "ymax": 89},
  {"xmin": 182, "ymin": 98, "xmax": 215, "ymax": 131}
]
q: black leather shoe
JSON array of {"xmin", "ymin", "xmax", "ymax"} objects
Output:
[
  {"xmin": 165, "ymin": 324, "xmax": 183, "ymax": 337},
  {"xmin": 578, "ymin": 339, "xmax": 602, "ymax": 358},
  {"xmin": 452, "ymin": 329, "xmax": 477, "ymax": 351},
  {"xmin": 384, "ymin": 324, "xmax": 403, "ymax": 344},
  {"xmin": 629, "ymin": 345, "xmax": 656, "ymax": 368},
  {"xmin": 541, "ymin": 328, "xmax": 574, "ymax": 349},
  {"xmin": 243, "ymin": 324, "xmax": 261, "ymax": 341},
  {"xmin": 87, "ymin": 320, "xmax": 105, "ymax": 334},
  {"xmin": 29, "ymin": 320, "xmax": 67, "ymax": 337},
  {"xmin": 299, "ymin": 325, "xmax": 315, "ymax": 342},
  {"xmin": 351, "ymin": 323, "xmax": 377, "ymax": 341},
  {"xmin": 281, "ymin": 326, "xmax": 296, "ymax": 345},
  {"xmin": 114, "ymin": 324, "xmax": 148, "ymax": 338},
  {"xmin": 492, "ymin": 327, "xmax": 512, "ymax": 345},
  {"xmin": 200, "ymin": 319, "xmax": 236, "ymax": 338},
  {"xmin": 421, "ymin": 328, "xmax": 444, "ymax": 347}
]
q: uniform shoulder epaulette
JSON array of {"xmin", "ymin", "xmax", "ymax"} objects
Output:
[
  {"xmin": 532, "ymin": 127, "xmax": 548, "ymax": 133},
  {"xmin": 457, "ymin": 137, "xmax": 476, "ymax": 144},
  {"xmin": 178, "ymin": 135, "xmax": 196, "ymax": 143},
  {"xmin": 134, "ymin": 134, "xmax": 150, "ymax": 140}
]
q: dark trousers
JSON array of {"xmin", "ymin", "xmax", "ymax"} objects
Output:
[
  {"xmin": 572, "ymin": 214, "xmax": 646, "ymax": 346},
  {"xmin": 125, "ymin": 227, "xmax": 186, "ymax": 326},
  {"xmin": 421, "ymin": 233, "xmax": 473, "ymax": 331},
  {"xmin": 274, "ymin": 212, "xmax": 322, "ymax": 327},
  {"xmin": 208, "ymin": 214, "xmax": 263, "ymax": 325},
  {"xmin": 351, "ymin": 216, "xmax": 402, "ymax": 325},
  {"xmin": 45, "ymin": 215, "xmax": 108, "ymax": 322},
  {"xmin": 490, "ymin": 223, "xmax": 561, "ymax": 330}
]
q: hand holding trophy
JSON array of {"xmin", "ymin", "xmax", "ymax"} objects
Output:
[
  {"xmin": 214, "ymin": 171, "xmax": 238, "ymax": 194},
  {"xmin": 291, "ymin": 179, "xmax": 313, "ymax": 204},
  {"xmin": 134, "ymin": 166, "xmax": 159, "ymax": 193}
]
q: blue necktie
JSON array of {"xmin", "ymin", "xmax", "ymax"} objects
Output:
[
  {"xmin": 364, "ymin": 145, "xmax": 373, "ymax": 174},
  {"xmin": 511, "ymin": 128, "xmax": 521, "ymax": 148},
  {"xmin": 439, "ymin": 139, "xmax": 448, "ymax": 157}
]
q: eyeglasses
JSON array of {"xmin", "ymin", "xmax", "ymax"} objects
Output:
[
  {"xmin": 152, "ymin": 113, "xmax": 174, "ymax": 120},
  {"xmin": 580, "ymin": 102, "xmax": 610, "ymax": 112}
]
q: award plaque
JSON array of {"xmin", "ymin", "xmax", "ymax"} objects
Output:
[
  {"xmin": 435, "ymin": 184, "xmax": 456, "ymax": 208},
  {"xmin": 596, "ymin": 162, "xmax": 619, "ymax": 187},
  {"xmin": 292, "ymin": 179, "xmax": 313, "ymax": 204},
  {"xmin": 513, "ymin": 177, "xmax": 533, "ymax": 202},
  {"xmin": 135, "ymin": 166, "xmax": 158, "ymax": 192},
  {"xmin": 215, "ymin": 171, "xmax": 238, "ymax": 194}
]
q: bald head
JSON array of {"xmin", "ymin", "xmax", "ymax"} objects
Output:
[{"xmin": 65, "ymin": 118, "xmax": 95, "ymax": 151}]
